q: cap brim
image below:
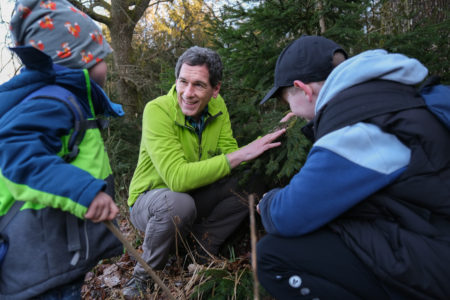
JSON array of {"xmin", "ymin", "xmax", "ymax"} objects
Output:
[{"xmin": 259, "ymin": 86, "xmax": 279, "ymax": 105}]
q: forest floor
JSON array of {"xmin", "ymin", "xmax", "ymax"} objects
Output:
[{"xmin": 80, "ymin": 208, "xmax": 272, "ymax": 300}]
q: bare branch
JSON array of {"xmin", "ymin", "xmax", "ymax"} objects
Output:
[
  {"xmin": 67, "ymin": 0, "xmax": 112, "ymax": 27},
  {"xmin": 132, "ymin": 0, "xmax": 171, "ymax": 23}
]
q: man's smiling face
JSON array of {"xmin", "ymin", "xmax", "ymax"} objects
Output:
[{"xmin": 175, "ymin": 63, "xmax": 220, "ymax": 119}]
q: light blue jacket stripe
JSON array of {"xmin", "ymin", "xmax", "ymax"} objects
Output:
[{"xmin": 315, "ymin": 123, "xmax": 411, "ymax": 174}]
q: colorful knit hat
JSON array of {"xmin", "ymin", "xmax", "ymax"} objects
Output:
[{"xmin": 10, "ymin": 0, "xmax": 112, "ymax": 69}]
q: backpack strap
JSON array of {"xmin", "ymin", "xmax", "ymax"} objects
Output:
[
  {"xmin": 30, "ymin": 93, "xmax": 86, "ymax": 162},
  {"xmin": 0, "ymin": 201, "xmax": 24, "ymax": 233},
  {"xmin": 312, "ymin": 80, "xmax": 426, "ymax": 141},
  {"xmin": 23, "ymin": 85, "xmax": 103, "ymax": 162}
]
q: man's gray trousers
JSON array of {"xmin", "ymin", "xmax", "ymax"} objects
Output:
[{"xmin": 130, "ymin": 177, "xmax": 248, "ymax": 278}]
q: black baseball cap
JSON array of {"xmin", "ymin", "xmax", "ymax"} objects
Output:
[{"xmin": 260, "ymin": 35, "xmax": 347, "ymax": 104}]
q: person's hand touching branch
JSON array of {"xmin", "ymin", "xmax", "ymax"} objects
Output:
[
  {"xmin": 226, "ymin": 128, "xmax": 286, "ymax": 169},
  {"xmin": 280, "ymin": 112, "xmax": 296, "ymax": 123}
]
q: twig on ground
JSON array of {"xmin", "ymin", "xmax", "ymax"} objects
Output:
[
  {"xmin": 103, "ymin": 220, "xmax": 181, "ymax": 300},
  {"xmin": 249, "ymin": 194, "xmax": 260, "ymax": 300},
  {"xmin": 189, "ymin": 232, "xmax": 216, "ymax": 262}
]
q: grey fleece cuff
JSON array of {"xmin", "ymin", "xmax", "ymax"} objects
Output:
[{"xmin": 259, "ymin": 188, "xmax": 281, "ymax": 235}]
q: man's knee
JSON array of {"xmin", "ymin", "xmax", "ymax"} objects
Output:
[
  {"xmin": 166, "ymin": 191, "xmax": 197, "ymax": 227},
  {"xmin": 133, "ymin": 190, "xmax": 197, "ymax": 230}
]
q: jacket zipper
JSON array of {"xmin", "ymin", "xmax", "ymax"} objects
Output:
[{"xmin": 176, "ymin": 111, "xmax": 223, "ymax": 161}]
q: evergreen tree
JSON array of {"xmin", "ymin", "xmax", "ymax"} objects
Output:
[{"xmin": 208, "ymin": 0, "xmax": 449, "ymax": 188}]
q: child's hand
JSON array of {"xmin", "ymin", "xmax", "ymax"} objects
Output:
[{"xmin": 85, "ymin": 191, "xmax": 119, "ymax": 222}]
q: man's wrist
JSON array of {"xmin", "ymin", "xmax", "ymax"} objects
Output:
[{"xmin": 226, "ymin": 150, "xmax": 243, "ymax": 169}]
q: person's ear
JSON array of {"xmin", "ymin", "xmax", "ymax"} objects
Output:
[
  {"xmin": 212, "ymin": 81, "xmax": 221, "ymax": 98},
  {"xmin": 293, "ymin": 80, "xmax": 313, "ymax": 102}
]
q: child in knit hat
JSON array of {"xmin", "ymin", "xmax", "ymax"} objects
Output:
[{"xmin": 0, "ymin": 0, "xmax": 124, "ymax": 298}]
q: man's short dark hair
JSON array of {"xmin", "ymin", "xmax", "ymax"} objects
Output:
[{"xmin": 175, "ymin": 46, "xmax": 223, "ymax": 87}]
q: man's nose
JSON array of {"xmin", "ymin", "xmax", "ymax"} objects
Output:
[{"xmin": 184, "ymin": 84, "xmax": 195, "ymax": 97}]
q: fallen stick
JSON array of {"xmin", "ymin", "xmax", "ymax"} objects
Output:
[
  {"xmin": 103, "ymin": 220, "xmax": 179, "ymax": 300},
  {"xmin": 249, "ymin": 194, "xmax": 260, "ymax": 300}
]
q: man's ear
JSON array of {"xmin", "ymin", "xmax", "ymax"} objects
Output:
[
  {"xmin": 293, "ymin": 80, "xmax": 313, "ymax": 101},
  {"xmin": 212, "ymin": 82, "xmax": 221, "ymax": 98}
]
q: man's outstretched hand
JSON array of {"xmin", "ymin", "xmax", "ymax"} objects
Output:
[
  {"xmin": 226, "ymin": 128, "xmax": 286, "ymax": 169},
  {"xmin": 85, "ymin": 191, "xmax": 119, "ymax": 222}
]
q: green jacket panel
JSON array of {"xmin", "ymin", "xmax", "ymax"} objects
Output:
[
  {"xmin": 128, "ymin": 85, "xmax": 239, "ymax": 206},
  {"xmin": 1, "ymin": 126, "xmax": 113, "ymax": 219},
  {"xmin": 68, "ymin": 126, "xmax": 113, "ymax": 181}
]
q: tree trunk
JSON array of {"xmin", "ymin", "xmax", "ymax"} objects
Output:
[
  {"xmin": 316, "ymin": 0, "xmax": 326, "ymax": 34},
  {"xmin": 108, "ymin": 0, "xmax": 142, "ymax": 117},
  {"xmin": 69, "ymin": 0, "xmax": 155, "ymax": 118},
  {"xmin": 109, "ymin": 12, "xmax": 138, "ymax": 116}
]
